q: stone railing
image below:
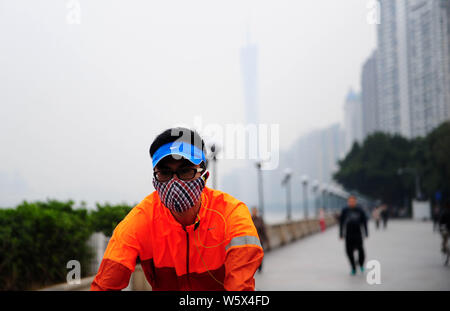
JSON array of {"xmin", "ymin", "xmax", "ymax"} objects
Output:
[
  {"xmin": 265, "ymin": 215, "xmax": 337, "ymax": 251},
  {"xmin": 40, "ymin": 215, "xmax": 337, "ymax": 291}
]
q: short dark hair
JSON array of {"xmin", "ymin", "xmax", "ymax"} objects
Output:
[{"xmin": 149, "ymin": 127, "xmax": 207, "ymax": 167}]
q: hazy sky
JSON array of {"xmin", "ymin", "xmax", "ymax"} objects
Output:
[{"xmin": 0, "ymin": 0, "xmax": 376, "ymax": 208}]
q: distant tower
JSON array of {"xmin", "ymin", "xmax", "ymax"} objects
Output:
[
  {"xmin": 239, "ymin": 23, "xmax": 260, "ymax": 209},
  {"xmin": 240, "ymin": 24, "xmax": 259, "ymax": 126}
]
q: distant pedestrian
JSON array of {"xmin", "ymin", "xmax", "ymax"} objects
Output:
[
  {"xmin": 439, "ymin": 203, "xmax": 450, "ymax": 254},
  {"xmin": 380, "ymin": 204, "xmax": 389, "ymax": 229},
  {"xmin": 319, "ymin": 208, "xmax": 326, "ymax": 232},
  {"xmin": 339, "ymin": 195, "xmax": 368, "ymax": 275},
  {"xmin": 372, "ymin": 206, "xmax": 381, "ymax": 230},
  {"xmin": 251, "ymin": 207, "xmax": 269, "ymax": 273},
  {"xmin": 432, "ymin": 206, "xmax": 441, "ymax": 232}
]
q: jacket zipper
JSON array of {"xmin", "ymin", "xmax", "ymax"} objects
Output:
[
  {"xmin": 184, "ymin": 220, "xmax": 199, "ymax": 289},
  {"xmin": 185, "ymin": 229, "xmax": 190, "ymax": 287}
]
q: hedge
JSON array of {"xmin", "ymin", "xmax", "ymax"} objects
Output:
[{"xmin": 0, "ymin": 199, "xmax": 134, "ymax": 290}]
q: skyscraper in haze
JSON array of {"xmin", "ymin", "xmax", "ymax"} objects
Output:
[
  {"xmin": 375, "ymin": 0, "xmax": 450, "ymax": 138},
  {"xmin": 406, "ymin": 0, "xmax": 450, "ymax": 137},
  {"xmin": 343, "ymin": 89, "xmax": 363, "ymax": 154},
  {"xmin": 376, "ymin": 0, "xmax": 411, "ymax": 138},
  {"xmin": 221, "ymin": 27, "xmax": 260, "ymax": 210}
]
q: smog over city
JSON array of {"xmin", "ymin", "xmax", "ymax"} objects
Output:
[{"xmin": 1, "ymin": 0, "xmax": 449, "ymax": 297}]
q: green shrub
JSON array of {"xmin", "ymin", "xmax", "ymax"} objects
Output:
[
  {"xmin": 0, "ymin": 199, "xmax": 135, "ymax": 290},
  {"xmin": 0, "ymin": 200, "xmax": 93, "ymax": 290},
  {"xmin": 89, "ymin": 203, "xmax": 134, "ymax": 237}
]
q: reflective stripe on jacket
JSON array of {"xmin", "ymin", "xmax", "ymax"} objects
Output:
[{"xmin": 91, "ymin": 187, "xmax": 264, "ymax": 291}]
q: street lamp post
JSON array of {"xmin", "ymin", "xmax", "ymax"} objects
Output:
[
  {"xmin": 282, "ymin": 169, "xmax": 293, "ymax": 221},
  {"xmin": 332, "ymin": 187, "xmax": 339, "ymax": 211},
  {"xmin": 328, "ymin": 190, "xmax": 333, "ymax": 212},
  {"xmin": 312, "ymin": 180, "xmax": 319, "ymax": 218},
  {"xmin": 301, "ymin": 175, "xmax": 309, "ymax": 219},
  {"xmin": 209, "ymin": 144, "xmax": 220, "ymax": 189},
  {"xmin": 256, "ymin": 161, "xmax": 265, "ymax": 218},
  {"xmin": 322, "ymin": 185, "xmax": 329, "ymax": 214},
  {"xmin": 332, "ymin": 188, "xmax": 339, "ymax": 211},
  {"xmin": 329, "ymin": 187, "xmax": 335, "ymax": 211}
]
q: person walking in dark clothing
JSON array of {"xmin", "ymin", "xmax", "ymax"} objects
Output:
[
  {"xmin": 251, "ymin": 207, "xmax": 269, "ymax": 273},
  {"xmin": 339, "ymin": 195, "xmax": 368, "ymax": 275},
  {"xmin": 439, "ymin": 203, "xmax": 450, "ymax": 254},
  {"xmin": 372, "ymin": 206, "xmax": 381, "ymax": 230},
  {"xmin": 380, "ymin": 204, "xmax": 389, "ymax": 229},
  {"xmin": 433, "ymin": 206, "xmax": 441, "ymax": 232}
]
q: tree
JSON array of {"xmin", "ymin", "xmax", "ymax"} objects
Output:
[
  {"xmin": 334, "ymin": 121, "xmax": 450, "ymax": 207},
  {"xmin": 333, "ymin": 132, "xmax": 415, "ymax": 206},
  {"xmin": 420, "ymin": 122, "xmax": 450, "ymax": 205}
]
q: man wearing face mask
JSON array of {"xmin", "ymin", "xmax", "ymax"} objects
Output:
[{"xmin": 91, "ymin": 127, "xmax": 264, "ymax": 291}]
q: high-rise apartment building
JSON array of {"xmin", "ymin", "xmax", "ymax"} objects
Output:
[
  {"xmin": 375, "ymin": 0, "xmax": 450, "ymax": 138},
  {"xmin": 376, "ymin": 0, "xmax": 411, "ymax": 137},
  {"xmin": 406, "ymin": 0, "xmax": 450, "ymax": 137}
]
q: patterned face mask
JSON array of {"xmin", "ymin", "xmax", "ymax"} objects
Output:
[{"xmin": 153, "ymin": 171, "xmax": 209, "ymax": 213}]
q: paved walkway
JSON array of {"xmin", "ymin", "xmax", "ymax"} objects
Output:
[{"xmin": 254, "ymin": 220, "xmax": 450, "ymax": 290}]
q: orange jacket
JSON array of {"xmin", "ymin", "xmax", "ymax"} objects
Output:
[{"xmin": 91, "ymin": 187, "xmax": 264, "ymax": 291}]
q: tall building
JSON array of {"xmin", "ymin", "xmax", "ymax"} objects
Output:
[
  {"xmin": 361, "ymin": 50, "xmax": 380, "ymax": 138},
  {"xmin": 343, "ymin": 89, "xmax": 363, "ymax": 154},
  {"xmin": 376, "ymin": 0, "xmax": 411, "ymax": 138},
  {"xmin": 375, "ymin": 0, "xmax": 450, "ymax": 138},
  {"xmin": 443, "ymin": 0, "xmax": 450, "ymax": 114},
  {"xmin": 406, "ymin": 0, "xmax": 450, "ymax": 137}
]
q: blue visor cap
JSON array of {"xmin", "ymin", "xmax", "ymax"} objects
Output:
[{"xmin": 152, "ymin": 141, "xmax": 206, "ymax": 169}]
